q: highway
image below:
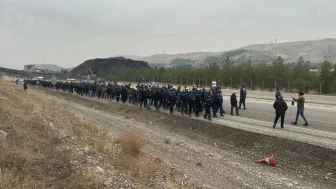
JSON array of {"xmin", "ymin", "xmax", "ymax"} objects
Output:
[
  {"xmin": 7, "ymin": 78, "xmax": 336, "ymax": 134},
  {"xmin": 221, "ymin": 89, "xmax": 336, "ymax": 104},
  {"xmin": 220, "ymin": 98, "xmax": 336, "ymax": 133},
  {"xmin": 130, "ymin": 81, "xmax": 336, "ymax": 134}
]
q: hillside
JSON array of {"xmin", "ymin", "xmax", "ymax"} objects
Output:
[
  {"xmin": 62, "ymin": 57, "xmax": 150, "ymax": 79},
  {"xmin": 136, "ymin": 38, "xmax": 336, "ymax": 65}
]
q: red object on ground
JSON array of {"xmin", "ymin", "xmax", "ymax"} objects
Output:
[{"xmin": 255, "ymin": 154, "xmax": 276, "ymax": 166}]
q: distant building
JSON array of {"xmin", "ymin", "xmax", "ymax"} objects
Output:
[
  {"xmin": 24, "ymin": 64, "xmax": 63, "ymax": 73},
  {"xmin": 309, "ymin": 69, "xmax": 334, "ymax": 73},
  {"xmin": 309, "ymin": 69, "xmax": 320, "ymax": 73}
]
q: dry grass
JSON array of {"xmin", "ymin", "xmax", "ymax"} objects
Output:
[
  {"xmin": 68, "ymin": 169, "xmax": 104, "ymax": 189},
  {"xmin": 17, "ymin": 82, "xmax": 211, "ymax": 188},
  {"xmin": 117, "ymin": 131, "xmax": 145, "ymax": 156},
  {"xmin": 0, "ymin": 79, "xmax": 110, "ymax": 188}
]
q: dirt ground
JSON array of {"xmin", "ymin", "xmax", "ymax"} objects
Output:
[{"xmin": 31, "ymin": 86, "xmax": 336, "ymax": 189}]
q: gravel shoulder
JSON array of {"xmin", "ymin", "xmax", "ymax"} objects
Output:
[{"xmin": 30, "ymin": 86, "xmax": 336, "ymax": 189}]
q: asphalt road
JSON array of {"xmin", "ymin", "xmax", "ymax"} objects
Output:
[
  {"xmin": 126, "ymin": 81, "xmax": 336, "ymax": 104},
  {"xmin": 221, "ymin": 89, "xmax": 336, "ymax": 104},
  {"xmin": 6, "ymin": 77, "xmax": 335, "ymax": 134},
  {"xmin": 116, "ymin": 81, "xmax": 336, "ymax": 134},
  {"xmin": 221, "ymin": 98, "xmax": 336, "ymax": 133}
]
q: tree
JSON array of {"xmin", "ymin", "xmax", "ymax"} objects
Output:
[
  {"xmin": 320, "ymin": 60, "xmax": 333, "ymax": 94},
  {"xmin": 332, "ymin": 64, "xmax": 336, "ymax": 94}
]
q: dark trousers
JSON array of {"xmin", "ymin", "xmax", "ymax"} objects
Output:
[
  {"xmin": 181, "ymin": 101, "xmax": 188, "ymax": 114},
  {"xmin": 205, "ymin": 104, "xmax": 211, "ymax": 115},
  {"xmin": 163, "ymin": 98, "xmax": 167, "ymax": 109},
  {"xmin": 239, "ymin": 98, "xmax": 246, "ymax": 109},
  {"xmin": 274, "ymin": 114, "xmax": 285, "ymax": 126},
  {"xmin": 231, "ymin": 104, "xmax": 239, "ymax": 115},
  {"xmin": 140, "ymin": 97, "xmax": 147, "ymax": 107},
  {"xmin": 116, "ymin": 92, "xmax": 121, "ymax": 102},
  {"xmin": 195, "ymin": 100, "xmax": 201, "ymax": 114},
  {"xmin": 189, "ymin": 101, "xmax": 195, "ymax": 115},
  {"xmin": 169, "ymin": 100, "xmax": 176, "ymax": 113},
  {"xmin": 215, "ymin": 103, "xmax": 224, "ymax": 114}
]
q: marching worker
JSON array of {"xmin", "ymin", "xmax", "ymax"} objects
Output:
[
  {"xmin": 188, "ymin": 90, "xmax": 196, "ymax": 117},
  {"xmin": 230, "ymin": 91, "xmax": 239, "ymax": 116},
  {"xmin": 204, "ymin": 89, "xmax": 213, "ymax": 121},
  {"xmin": 195, "ymin": 87, "xmax": 202, "ymax": 117},
  {"xmin": 168, "ymin": 87, "xmax": 177, "ymax": 113},
  {"xmin": 23, "ymin": 81, "xmax": 28, "ymax": 91},
  {"xmin": 115, "ymin": 83, "xmax": 122, "ymax": 102},
  {"xmin": 179, "ymin": 89, "xmax": 188, "ymax": 115},
  {"xmin": 214, "ymin": 91, "xmax": 225, "ymax": 117}
]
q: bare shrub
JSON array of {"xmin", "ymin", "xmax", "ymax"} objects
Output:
[
  {"xmin": 117, "ymin": 131, "xmax": 145, "ymax": 156},
  {"xmin": 68, "ymin": 169, "xmax": 104, "ymax": 189}
]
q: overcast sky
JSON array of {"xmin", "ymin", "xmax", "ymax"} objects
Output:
[{"xmin": 0, "ymin": 0, "xmax": 335, "ymax": 69}]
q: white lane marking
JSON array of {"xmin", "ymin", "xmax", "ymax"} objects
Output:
[{"xmin": 220, "ymin": 115, "xmax": 336, "ymax": 138}]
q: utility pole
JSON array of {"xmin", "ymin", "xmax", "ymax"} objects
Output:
[
  {"xmin": 250, "ymin": 78, "xmax": 252, "ymax": 90},
  {"xmin": 329, "ymin": 45, "xmax": 331, "ymax": 61}
]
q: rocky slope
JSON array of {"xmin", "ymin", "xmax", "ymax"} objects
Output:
[{"xmin": 137, "ymin": 38, "xmax": 336, "ymax": 65}]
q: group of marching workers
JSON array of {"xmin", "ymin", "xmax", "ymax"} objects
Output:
[{"xmin": 27, "ymin": 80, "xmax": 247, "ymax": 121}]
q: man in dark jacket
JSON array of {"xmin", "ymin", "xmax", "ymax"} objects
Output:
[
  {"xmin": 273, "ymin": 96, "xmax": 288, "ymax": 128},
  {"xmin": 146, "ymin": 88, "xmax": 153, "ymax": 110},
  {"xmin": 121, "ymin": 85, "xmax": 128, "ymax": 103},
  {"xmin": 115, "ymin": 84, "xmax": 122, "ymax": 102},
  {"xmin": 139, "ymin": 86, "xmax": 147, "ymax": 108},
  {"xmin": 214, "ymin": 91, "xmax": 225, "ymax": 117},
  {"xmin": 167, "ymin": 87, "xmax": 177, "ymax": 113},
  {"xmin": 230, "ymin": 91, "xmax": 239, "ymax": 116},
  {"xmin": 238, "ymin": 85, "xmax": 247, "ymax": 110},
  {"xmin": 23, "ymin": 81, "xmax": 28, "ymax": 91}
]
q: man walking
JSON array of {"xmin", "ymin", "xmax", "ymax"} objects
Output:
[
  {"xmin": 23, "ymin": 81, "xmax": 28, "ymax": 91},
  {"xmin": 291, "ymin": 92, "xmax": 309, "ymax": 126},
  {"xmin": 204, "ymin": 89, "xmax": 213, "ymax": 121},
  {"xmin": 238, "ymin": 85, "xmax": 247, "ymax": 110},
  {"xmin": 230, "ymin": 91, "xmax": 239, "ymax": 116},
  {"xmin": 273, "ymin": 96, "xmax": 288, "ymax": 128}
]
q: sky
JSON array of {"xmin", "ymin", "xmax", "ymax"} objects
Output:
[{"xmin": 0, "ymin": 0, "xmax": 336, "ymax": 69}]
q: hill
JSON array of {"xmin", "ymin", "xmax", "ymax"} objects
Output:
[
  {"xmin": 136, "ymin": 38, "xmax": 336, "ymax": 66},
  {"xmin": 62, "ymin": 57, "xmax": 150, "ymax": 79}
]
